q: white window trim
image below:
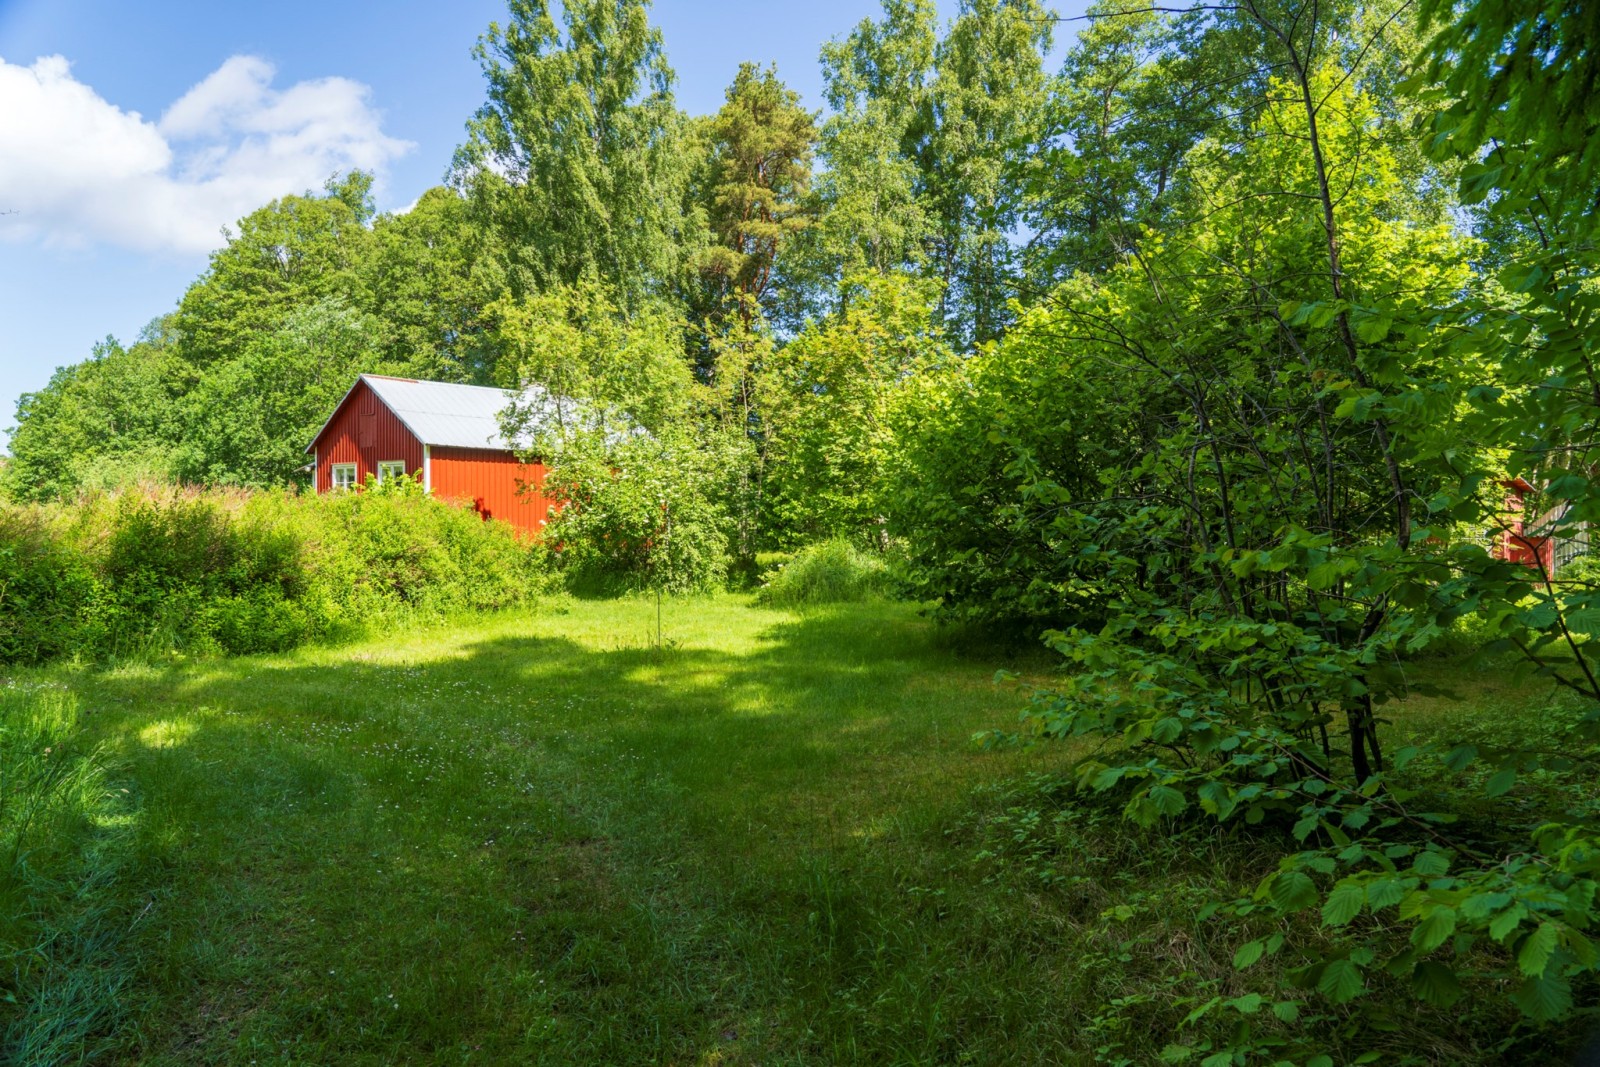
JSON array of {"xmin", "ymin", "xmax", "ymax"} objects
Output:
[
  {"xmin": 423, "ymin": 445, "xmax": 432, "ymax": 493},
  {"xmin": 377, "ymin": 460, "xmax": 406, "ymax": 484},
  {"xmin": 331, "ymin": 463, "xmax": 358, "ymax": 491}
]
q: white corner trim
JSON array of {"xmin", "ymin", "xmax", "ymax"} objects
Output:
[{"xmin": 423, "ymin": 444, "xmax": 432, "ymax": 493}]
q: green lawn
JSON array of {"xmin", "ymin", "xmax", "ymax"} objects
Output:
[
  {"xmin": 49, "ymin": 595, "xmax": 1087, "ymax": 1065},
  {"xmin": 13, "ymin": 597, "xmax": 1561, "ymax": 1065}
]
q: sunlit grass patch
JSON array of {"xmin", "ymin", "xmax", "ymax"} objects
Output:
[
  {"xmin": 18, "ymin": 598, "xmax": 1568, "ymax": 1062},
  {"xmin": 26, "ymin": 596, "xmax": 1549, "ymax": 1064},
  {"xmin": 29, "ymin": 595, "xmax": 1076, "ymax": 1064}
]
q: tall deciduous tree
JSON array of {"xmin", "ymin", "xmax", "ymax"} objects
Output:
[
  {"xmin": 455, "ymin": 0, "xmax": 693, "ymax": 307},
  {"xmin": 921, "ymin": 0, "xmax": 1053, "ymax": 345},
  {"xmin": 3, "ymin": 325, "xmax": 187, "ymax": 501},
  {"xmin": 362, "ymin": 187, "xmax": 505, "ymax": 384},
  {"xmin": 763, "ymin": 273, "xmax": 950, "ymax": 545},
  {"xmin": 174, "ymin": 299, "xmax": 395, "ymax": 489},
  {"xmin": 810, "ymin": 0, "xmax": 938, "ymax": 282},
  {"xmin": 176, "ymin": 173, "xmax": 376, "ymax": 370},
  {"xmin": 808, "ymin": 0, "xmax": 1052, "ymax": 347},
  {"xmin": 1024, "ymin": 1, "xmax": 1218, "ymax": 282}
]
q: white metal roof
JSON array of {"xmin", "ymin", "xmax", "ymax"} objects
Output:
[{"xmin": 306, "ymin": 375, "xmax": 554, "ymax": 453}]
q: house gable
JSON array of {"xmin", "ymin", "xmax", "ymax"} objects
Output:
[
  {"xmin": 310, "ymin": 379, "xmax": 425, "ymax": 493},
  {"xmin": 308, "ymin": 375, "xmax": 554, "ymax": 536}
]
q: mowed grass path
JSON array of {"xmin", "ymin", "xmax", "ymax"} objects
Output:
[{"xmin": 65, "ymin": 596, "xmax": 1069, "ymax": 1065}]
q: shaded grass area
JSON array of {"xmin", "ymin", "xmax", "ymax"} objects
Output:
[
  {"xmin": 44, "ymin": 596, "xmax": 1087, "ymax": 1064},
  {"xmin": 18, "ymin": 601, "xmax": 1576, "ymax": 1064}
]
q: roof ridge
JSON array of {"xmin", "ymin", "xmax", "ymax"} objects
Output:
[{"xmin": 308, "ymin": 374, "xmax": 550, "ymax": 453}]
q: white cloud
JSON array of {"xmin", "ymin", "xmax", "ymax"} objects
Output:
[{"xmin": 0, "ymin": 54, "xmax": 413, "ymax": 254}]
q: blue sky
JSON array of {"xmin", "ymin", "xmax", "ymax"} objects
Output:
[{"xmin": 0, "ymin": 0, "xmax": 1083, "ymax": 440}]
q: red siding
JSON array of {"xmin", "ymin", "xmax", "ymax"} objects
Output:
[
  {"xmin": 311, "ymin": 380, "xmax": 425, "ymax": 493},
  {"xmin": 311, "ymin": 378, "xmax": 553, "ymax": 537},
  {"xmin": 431, "ymin": 447, "xmax": 553, "ymax": 535}
]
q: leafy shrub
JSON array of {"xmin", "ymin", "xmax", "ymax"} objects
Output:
[
  {"xmin": 542, "ymin": 431, "xmax": 738, "ymax": 596},
  {"xmin": 66, "ymin": 487, "xmax": 314, "ymax": 657},
  {"xmin": 882, "ymin": 305, "xmax": 1124, "ymax": 629},
  {"xmin": 0, "ymin": 510, "xmax": 96, "ymax": 664},
  {"xmin": 0, "ymin": 481, "xmax": 554, "ymax": 665},
  {"xmin": 280, "ymin": 475, "xmax": 554, "ymax": 617},
  {"xmin": 756, "ymin": 539, "xmax": 891, "ymax": 608}
]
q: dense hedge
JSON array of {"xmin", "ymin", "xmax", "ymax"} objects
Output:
[{"xmin": 0, "ymin": 481, "xmax": 552, "ymax": 664}]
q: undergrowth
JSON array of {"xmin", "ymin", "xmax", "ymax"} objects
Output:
[
  {"xmin": 0, "ymin": 480, "xmax": 554, "ymax": 665},
  {"xmin": 961, "ymin": 774, "xmax": 1538, "ymax": 1065},
  {"xmin": 756, "ymin": 539, "xmax": 891, "ymax": 608}
]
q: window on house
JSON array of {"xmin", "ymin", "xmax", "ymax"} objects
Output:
[
  {"xmin": 377, "ymin": 460, "xmax": 406, "ymax": 483},
  {"xmin": 331, "ymin": 463, "xmax": 358, "ymax": 490}
]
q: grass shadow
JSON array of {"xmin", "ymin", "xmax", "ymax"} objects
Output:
[{"xmin": 52, "ymin": 598, "xmax": 1065, "ymax": 1065}]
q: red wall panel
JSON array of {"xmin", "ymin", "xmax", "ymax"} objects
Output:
[
  {"xmin": 311, "ymin": 380, "xmax": 424, "ymax": 492},
  {"xmin": 430, "ymin": 447, "xmax": 552, "ymax": 536}
]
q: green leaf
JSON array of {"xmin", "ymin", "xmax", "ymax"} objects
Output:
[
  {"xmin": 1564, "ymin": 608, "xmax": 1600, "ymax": 636},
  {"xmin": 1461, "ymin": 892, "xmax": 1511, "ymax": 921},
  {"xmin": 1090, "ymin": 766, "xmax": 1125, "ymax": 791},
  {"xmin": 1307, "ymin": 1057, "xmax": 1334, "ymax": 1067},
  {"xmin": 1485, "ymin": 766, "xmax": 1517, "ymax": 797},
  {"xmin": 1233, "ymin": 939, "xmax": 1265, "ymax": 969},
  {"xmin": 1355, "ymin": 311, "xmax": 1394, "ymax": 343},
  {"xmin": 1511, "ymin": 973, "xmax": 1573, "ymax": 1021},
  {"xmin": 1307, "ymin": 559, "xmax": 1352, "ymax": 589},
  {"xmin": 1151, "ymin": 716, "xmax": 1183, "ymax": 743},
  {"xmin": 1499, "ymin": 261, "xmax": 1548, "ymax": 293},
  {"xmin": 1317, "ymin": 958, "xmax": 1366, "ymax": 1004},
  {"xmin": 1226, "ymin": 993, "xmax": 1263, "ymax": 1014},
  {"xmin": 1366, "ymin": 878, "xmax": 1405, "ymax": 912},
  {"xmin": 1412, "ymin": 851, "xmax": 1450, "ymax": 878},
  {"xmin": 1442, "ymin": 744, "xmax": 1477, "ymax": 772},
  {"xmin": 1148, "ymin": 784, "xmax": 1187, "ymax": 817},
  {"xmin": 1271, "ymin": 1000, "xmax": 1300, "ymax": 1023},
  {"xmin": 1412, "ymin": 907, "xmax": 1457, "ymax": 953},
  {"xmin": 1270, "ymin": 870, "xmax": 1318, "ymax": 913},
  {"xmin": 1197, "ymin": 780, "xmax": 1235, "ymax": 820},
  {"xmin": 1517, "ymin": 922, "xmax": 1559, "ymax": 977},
  {"xmin": 1322, "ymin": 882, "xmax": 1364, "ymax": 927},
  {"xmin": 1411, "ymin": 961, "xmax": 1464, "ymax": 1007},
  {"xmin": 1489, "ymin": 904, "xmax": 1527, "ymax": 943},
  {"xmin": 1308, "ymin": 302, "xmax": 1342, "ymax": 328}
]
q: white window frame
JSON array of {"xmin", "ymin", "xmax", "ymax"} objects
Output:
[
  {"xmin": 331, "ymin": 463, "xmax": 358, "ymax": 491},
  {"xmin": 377, "ymin": 460, "xmax": 406, "ymax": 484}
]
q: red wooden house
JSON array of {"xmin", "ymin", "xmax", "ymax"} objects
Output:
[
  {"xmin": 306, "ymin": 375, "xmax": 554, "ymax": 535},
  {"xmin": 1493, "ymin": 477, "xmax": 1552, "ymax": 571}
]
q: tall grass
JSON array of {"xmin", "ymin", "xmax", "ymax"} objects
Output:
[
  {"xmin": 0, "ymin": 481, "xmax": 555, "ymax": 666},
  {"xmin": 0, "ymin": 683, "xmax": 135, "ymax": 1063},
  {"xmin": 756, "ymin": 539, "xmax": 891, "ymax": 608}
]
